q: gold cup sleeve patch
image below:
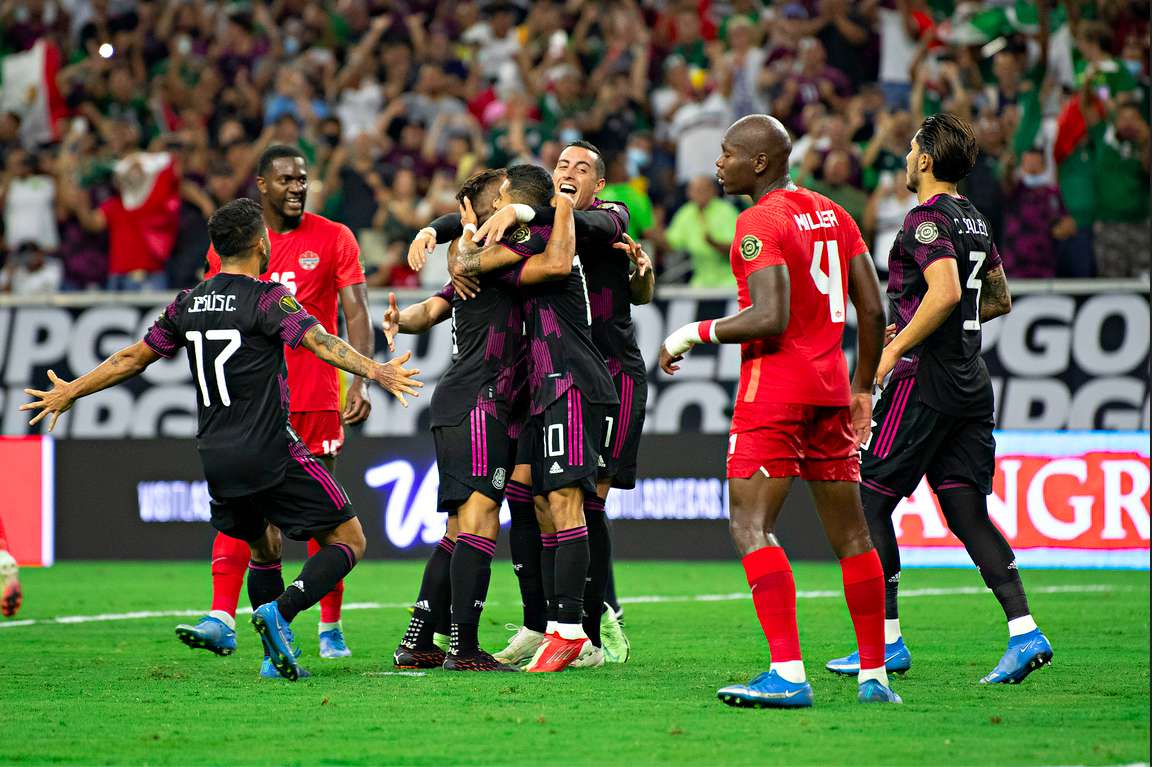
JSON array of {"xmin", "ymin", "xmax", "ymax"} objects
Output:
[
  {"xmin": 740, "ymin": 234, "xmax": 763, "ymax": 261},
  {"xmin": 280, "ymin": 294, "xmax": 302, "ymax": 314}
]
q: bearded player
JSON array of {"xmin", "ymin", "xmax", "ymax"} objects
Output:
[
  {"xmin": 175, "ymin": 145, "xmax": 373, "ymax": 667},
  {"xmin": 824, "ymin": 113, "xmax": 1052, "ymax": 685},
  {"xmin": 659, "ymin": 115, "xmax": 898, "ymax": 707}
]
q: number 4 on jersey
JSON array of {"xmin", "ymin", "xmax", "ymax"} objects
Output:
[{"xmin": 810, "ymin": 240, "xmax": 845, "ymax": 324}]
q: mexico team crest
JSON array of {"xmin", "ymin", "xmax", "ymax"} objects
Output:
[{"xmin": 298, "ymin": 251, "xmax": 320, "ymax": 270}]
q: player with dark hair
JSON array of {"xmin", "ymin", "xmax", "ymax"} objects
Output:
[
  {"xmin": 176, "ymin": 144, "xmax": 374, "ymax": 669},
  {"xmin": 439, "ymin": 163, "xmax": 620, "ymax": 672},
  {"xmin": 825, "ymin": 112, "xmax": 1052, "ymax": 685},
  {"xmin": 21, "ymin": 198, "xmax": 421, "ymax": 681},
  {"xmin": 659, "ymin": 114, "xmax": 897, "ymax": 707},
  {"xmin": 409, "ymin": 141, "xmax": 651, "ymax": 668}
]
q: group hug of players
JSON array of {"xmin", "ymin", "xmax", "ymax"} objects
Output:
[{"xmin": 21, "ymin": 109, "xmax": 1054, "ymax": 704}]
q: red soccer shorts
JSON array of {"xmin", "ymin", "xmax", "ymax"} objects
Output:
[
  {"xmin": 727, "ymin": 403, "xmax": 860, "ymax": 482},
  {"xmin": 290, "ymin": 410, "xmax": 345, "ymax": 458}
]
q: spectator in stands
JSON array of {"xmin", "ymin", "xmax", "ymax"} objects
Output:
[
  {"xmin": 661, "ymin": 175, "xmax": 737, "ymax": 288},
  {"xmin": 1, "ymin": 241, "xmax": 63, "ymax": 295},
  {"xmin": 601, "ymin": 152, "xmax": 657, "ymax": 245},
  {"xmin": 863, "ymin": 169, "xmax": 916, "ymax": 276},
  {"xmin": 1001, "ymin": 148, "xmax": 1077, "ymax": 280},
  {"xmin": 1085, "ymin": 99, "xmax": 1151, "ymax": 278},
  {"xmin": 1, "ymin": 148, "xmax": 59, "ymax": 253},
  {"xmin": 801, "ymin": 149, "xmax": 868, "ymax": 225}
]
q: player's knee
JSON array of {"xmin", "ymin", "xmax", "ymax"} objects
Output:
[{"xmin": 728, "ymin": 516, "xmax": 771, "ymax": 555}]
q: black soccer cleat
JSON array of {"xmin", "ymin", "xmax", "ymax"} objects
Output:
[
  {"xmin": 394, "ymin": 643, "xmax": 446, "ymax": 669},
  {"xmin": 443, "ymin": 648, "xmax": 520, "ymax": 672}
]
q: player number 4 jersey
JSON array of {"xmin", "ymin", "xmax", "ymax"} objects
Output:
[{"xmin": 728, "ymin": 187, "xmax": 868, "ymax": 431}]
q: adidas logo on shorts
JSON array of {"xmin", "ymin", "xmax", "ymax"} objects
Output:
[{"xmin": 549, "ymin": 462, "xmax": 563, "ymax": 475}]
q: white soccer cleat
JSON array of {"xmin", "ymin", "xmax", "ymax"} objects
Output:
[
  {"xmin": 0, "ymin": 550, "xmax": 20, "ymax": 618},
  {"xmin": 493, "ymin": 624, "xmax": 546, "ymax": 667},
  {"xmin": 568, "ymin": 639, "xmax": 605, "ymax": 669}
]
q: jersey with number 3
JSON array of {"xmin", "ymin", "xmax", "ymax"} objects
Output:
[
  {"xmin": 205, "ymin": 213, "xmax": 365, "ymax": 412},
  {"xmin": 728, "ymin": 187, "xmax": 866, "ymax": 430},
  {"xmin": 143, "ymin": 273, "xmax": 320, "ymax": 498},
  {"xmin": 886, "ymin": 194, "xmax": 1002, "ymax": 417}
]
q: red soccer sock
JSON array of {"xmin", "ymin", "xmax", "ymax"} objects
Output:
[
  {"xmin": 310, "ymin": 537, "xmax": 345, "ymax": 624},
  {"xmin": 741, "ymin": 546, "xmax": 802, "ymax": 663},
  {"xmin": 210, "ymin": 533, "xmax": 249, "ymax": 617},
  {"xmin": 841, "ymin": 549, "xmax": 886, "ymax": 671}
]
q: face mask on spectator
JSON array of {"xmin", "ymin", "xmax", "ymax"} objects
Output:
[
  {"xmin": 1019, "ymin": 172, "xmax": 1048, "ymax": 189},
  {"xmin": 285, "ymin": 36, "xmax": 301, "ymax": 56},
  {"xmin": 1123, "ymin": 59, "xmax": 1143, "ymax": 76},
  {"xmin": 626, "ymin": 147, "xmax": 649, "ymax": 176},
  {"xmin": 559, "ymin": 128, "xmax": 581, "ymax": 145}
]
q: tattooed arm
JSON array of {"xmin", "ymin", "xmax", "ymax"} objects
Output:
[
  {"xmin": 980, "ymin": 266, "xmax": 1012, "ymax": 322},
  {"xmin": 20, "ymin": 341, "xmax": 162, "ymax": 431},
  {"xmin": 301, "ymin": 325, "xmax": 423, "ymax": 406}
]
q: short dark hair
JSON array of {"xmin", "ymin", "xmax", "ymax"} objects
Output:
[
  {"xmin": 564, "ymin": 140, "xmax": 606, "ymax": 179},
  {"xmin": 505, "ymin": 164, "xmax": 554, "ymax": 207},
  {"xmin": 916, "ymin": 112, "xmax": 978, "ymax": 184},
  {"xmin": 256, "ymin": 144, "xmax": 306, "ymax": 178},
  {"xmin": 208, "ymin": 198, "xmax": 264, "ymax": 259},
  {"xmin": 456, "ymin": 168, "xmax": 506, "ymax": 206}
]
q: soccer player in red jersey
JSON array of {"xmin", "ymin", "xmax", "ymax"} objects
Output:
[
  {"xmin": 658, "ymin": 115, "xmax": 898, "ymax": 707},
  {"xmin": 0, "ymin": 513, "xmax": 21, "ymax": 617},
  {"xmin": 175, "ymin": 146, "xmax": 373, "ymax": 667}
]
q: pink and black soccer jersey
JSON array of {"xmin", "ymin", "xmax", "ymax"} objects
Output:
[{"xmin": 143, "ymin": 273, "xmax": 319, "ymax": 498}]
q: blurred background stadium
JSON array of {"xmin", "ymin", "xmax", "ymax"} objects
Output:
[{"xmin": 0, "ymin": 1, "xmax": 1147, "ymax": 763}]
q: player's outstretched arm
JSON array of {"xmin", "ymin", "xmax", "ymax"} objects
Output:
[
  {"xmin": 659, "ymin": 265, "xmax": 789, "ymax": 374},
  {"xmin": 381, "ymin": 291, "xmax": 452, "ymax": 352},
  {"xmin": 479, "ymin": 206, "xmax": 627, "ymax": 249},
  {"xmin": 876, "ymin": 258, "xmax": 961, "ymax": 386},
  {"xmin": 301, "ymin": 325, "xmax": 423, "ymax": 407},
  {"xmin": 20, "ymin": 341, "xmax": 162, "ymax": 431},
  {"xmin": 980, "ymin": 265, "xmax": 1012, "ymax": 322},
  {"xmin": 847, "ymin": 253, "xmax": 886, "ymax": 446}
]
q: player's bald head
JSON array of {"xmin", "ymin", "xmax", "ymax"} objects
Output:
[
  {"xmin": 725, "ymin": 115, "xmax": 791, "ymax": 168},
  {"xmin": 716, "ymin": 115, "xmax": 793, "ymax": 196}
]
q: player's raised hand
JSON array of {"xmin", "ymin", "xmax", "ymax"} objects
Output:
[
  {"xmin": 658, "ymin": 344, "xmax": 683, "ymax": 375},
  {"xmin": 473, "ymin": 203, "xmax": 517, "ymax": 245},
  {"xmin": 382, "ymin": 291, "xmax": 400, "ymax": 353},
  {"xmin": 459, "ymin": 195, "xmax": 478, "ymax": 228},
  {"xmin": 408, "ymin": 228, "xmax": 437, "ymax": 271},
  {"xmin": 20, "ymin": 369, "xmax": 76, "ymax": 432},
  {"xmin": 613, "ymin": 233, "xmax": 652, "ymax": 276},
  {"xmin": 372, "ymin": 350, "xmax": 423, "ymax": 407},
  {"xmin": 850, "ymin": 391, "xmax": 873, "ymax": 448}
]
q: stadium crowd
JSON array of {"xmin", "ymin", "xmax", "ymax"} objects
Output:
[{"xmin": 0, "ymin": 0, "xmax": 1148, "ymax": 295}]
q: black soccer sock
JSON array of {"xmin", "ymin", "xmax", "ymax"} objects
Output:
[
  {"xmin": 936, "ymin": 484, "xmax": 1032, "ymax": 621},
  {"xmin": 554, "ymin": 526, "xmax": 590, "ymax": 627},
  {"xmin": 247, "ymin": 559, "xmax": 284, "ymax": 610},
  {"xmin": 541, "ymin": 532, "xmax": 558, "ymax": 623},
  {"xmin": 507, "ymin": 481, "xmax": 547, "ymax": 632},
  {"xmin": 276, "ymin": 543, "xmax": 357, "ymax": 623},
  {"xmin": 861, "ymin": 486, "xmax": 904, "ymax": 620},
  {"xmin": 604, "ymin": 565, "xmax": 620, "ymax": 615},
  {"xmin": 402, "ymin": 536, "xmax": 454, "ymax": 649},
  {"xmin": 582, "ymin": 497, "xmax": 611, "ymax": 645},
  {"xmin": 449, "ymin": 533, "xmax": 496, "ymax": 654}
]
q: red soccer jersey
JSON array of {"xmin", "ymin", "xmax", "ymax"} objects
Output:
[
  {"xmin": 728, "ymin": 187, "xmax": 868, "ymax": 431},
  {"xmin": 206, "ymin": 212, "xmax": 365, "ymax": 412}
]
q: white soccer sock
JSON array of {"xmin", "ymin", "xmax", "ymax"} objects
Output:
[
  {"xmin": 1008, "ymin": 615, "xmax": 1038, "ymax": 637},
  {"xmin": 859, "ymin": 666, "xmax": 889, "ymax": 686},
  {"xmin": 318, "ymin": 620, "xmax": 341, "ymax": 633},
  {"xmin": 554, "ymin": 622, "xmax": 587, "ymax": 641},
  {"xmin": 208, "ymin": 610, "xmax": 236, "ymax": 630},
  {"xmin": 885, "ymin": 618, "xmax": 902, "ymax": 645},
  {"xmin": 770, "ymin": 660, "xmax": 807, "ymax": 684}
]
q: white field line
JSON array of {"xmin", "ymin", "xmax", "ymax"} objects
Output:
[{"xmin": 0, "ymin": 583, "xmax": 1123, "ymax": 630}]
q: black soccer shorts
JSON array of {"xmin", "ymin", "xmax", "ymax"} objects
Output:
[
  {"xmin": 210, "ymin": 442, "xmax": 356, "ymax": 542},
  {"xmin": 598, "ymin": 371, "xmax": 647, "ymax": 490},
  {"xmin": 860, "ymin": 375, "xmax": 996, "ymax": 499},
  {"xmin": 433, "ymin": 405, "xmax": 516, "ymax": 510},
  {"xmin": 527, "ymin": 386, "xmax": 610, "ymax": 497}
]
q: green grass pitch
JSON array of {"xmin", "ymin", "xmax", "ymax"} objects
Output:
[{"xmin": 1, "ymin": 561, "xmax": 1147, "ymax": 766}]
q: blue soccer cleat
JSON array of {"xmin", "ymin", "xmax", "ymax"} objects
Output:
[
  {"xmin": 318, "ymin": 626, "xmax": 352, "ymax": 659},
  {"xmin": 260, "ymin": 655, "xmax": 311, "ymax": 679},
  {"xmin": 175, "ymin": 616, "xmax": 237, "ymax": 656},
  {"xmin": 717, "ymin": 670, "xmax": 814, "ymax": 709},
  {"xmin": 980, "ymin": 629, "xmax": 1053, "ymax": 684},
  {"xmin": 858, "ymin": 679, "xmax": 903, "ymax": 703},
  {"xmin": 251, "ymin": 602, "xmax": 301, "ymax": 681},
  {"xmin": 826, "ymin": 637, "xmax": 912, "ymax": 676}
]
